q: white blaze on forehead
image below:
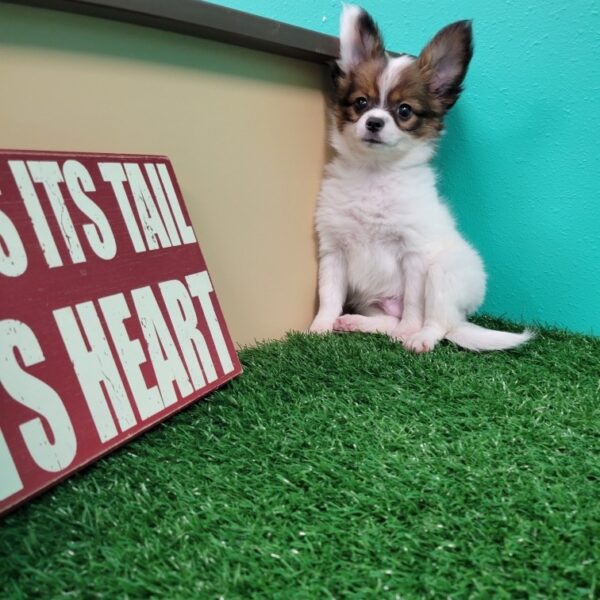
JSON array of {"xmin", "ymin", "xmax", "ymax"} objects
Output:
[
  {"xmin": 378, "ymin": 55, "xmax": 415, "ymax": 106},
  {"xmin": 361, "ymin": 107, "xmax": 393, "ymax": 124}
]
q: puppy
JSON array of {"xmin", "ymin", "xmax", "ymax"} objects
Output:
[{"xmin": 309, "ymin": 5, "xmax": 532, "ymax": 352}]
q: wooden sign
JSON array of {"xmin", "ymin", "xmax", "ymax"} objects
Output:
[{"xmin": 0, "ymin": 150, "xmax": 242, "ymax": 514}]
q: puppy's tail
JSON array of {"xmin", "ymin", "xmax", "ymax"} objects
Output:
[{"xmin": 446, "ymin": 322, "xmax": 534, "ymax": 352}]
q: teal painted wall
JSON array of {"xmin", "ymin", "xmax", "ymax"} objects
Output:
[{"xmin": 213, "ymin": 0, "xmax": 600, "ymax": 335}]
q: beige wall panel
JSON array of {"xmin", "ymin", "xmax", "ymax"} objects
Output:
[{"xmin": 0, "ymin": 4, "xmax": 327, "ymax": 347}]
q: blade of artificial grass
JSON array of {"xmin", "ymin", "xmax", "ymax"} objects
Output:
[{"xmin": 1, "ymin": 316, "xmax": 598, "ymax": 599}]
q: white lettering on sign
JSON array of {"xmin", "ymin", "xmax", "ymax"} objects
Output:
[
  {"xmin": 99, "ymin": 162, "xmax": 195, "ymax": 254},
  {"xmin": 8, "ymin": 160, "xmax": 118, "ymax": 268},
  {"xmin": 53, "ymin": 303, "xmax": 137, "ymax": 442},
  {"xmin": 49, "ymin": 271, "xmax": 231, "ymax": 444},
  {"xmin": 0, "ymin": 149, "xmax": 239, "ymax": 513},
  {"xmin": 63, "ymin": 160, "xmax": 117, "ymax": 261},
  {"xmin": 7, "ymin": 159, "xmax": 196, "ymax": 267},
  {"xmin": 98, "ymin": 162, "xmax": 146, "ymax": 253},
  {"xmin": 157, "ymin": 164, "xmax": 197, "ymax": 244},
  {"xmin": 187, "ymin": 271, "xmax": 234, "ymax": 374},
  {"xmin": 0, "ymin": 429, "xmax": 23, "ymax": 501},
  {"xmin": 0, "ymin": 209, "xmax": 27, "ymax": 277},
  {"xmin": 124, "ymin": 163, "xmax": 172, "ymax": 251},
  {"xmin": 131, "ymin": 285, "xmax": 193, "ymax": 407},
  {"xmin": 27, "ymin": 161, "xmax": 87, "ymax": 264},
  {"xmin": 0, "ymin": 320, "xmax": 77, "ymax": 473},
  {"xmin": 98, "ymin": 293, "xmax": 164, "ymax": 421},
  {"xmin": 145, "ymin": 164, "xmax": 182, "ymax": 246},
  {"xmin": 8, "ymin": 160, "xmax": 64, "ymax": 268},
  {"xmin": 159, "ymin": 279, "xmax": 217, "ymax": 389}
]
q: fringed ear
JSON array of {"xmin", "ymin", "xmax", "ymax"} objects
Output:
[
  {"xmin": 417, "ymin": 20, "xmax": 473, "ymax": 111},
  {"xmin": 338, "ymin": 4, "xmax": 385, "ymax": 72},
  {"xmin": 326, "ymin": 60, "xmax": 345, "ymax": 104}
]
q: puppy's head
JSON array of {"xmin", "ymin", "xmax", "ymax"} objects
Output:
[{"xmin": 331, "ymin": 5, "xmax": 473, "ymax": 160}]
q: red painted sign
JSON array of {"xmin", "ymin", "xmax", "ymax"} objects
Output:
[{"xmin": 0, "ymin": 150, "xmax": 241, "ymax": 515}]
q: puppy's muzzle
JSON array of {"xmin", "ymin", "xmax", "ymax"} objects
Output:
[{"xmin": 366, "ymin": 117, "xmax": 385, "ymax": 133}]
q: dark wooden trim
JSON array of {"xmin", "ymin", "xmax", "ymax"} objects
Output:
[{"xmin": 2, "ymin": 0, "xmax": 341, "ymax": 63}]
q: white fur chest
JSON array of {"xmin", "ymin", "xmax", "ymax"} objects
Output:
[
  {"xmin": 316, "ymin": 160, "xmax": 444, "ymax": 252},
  {"xmin": 315, "ymin": 158, "xmax": 455, "ymax": 306},
  {"xmin": 320, "ymin": 180, "xmax": 402, "ymax": 248}
]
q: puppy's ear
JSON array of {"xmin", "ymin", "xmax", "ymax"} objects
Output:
[
  {"xmin": 418, "ymin": 20, "xmax": 473, "ymax": 111},
  {"xmin": 327, "ymin": 60, "xmax": 344, "ymax": 101},
  {"xmin": 338, "ymin": 5, "xmax": 385, "ymax": 72}
]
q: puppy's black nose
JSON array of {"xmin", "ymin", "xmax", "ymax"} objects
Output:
[{"xmin": 366, "ymin": 117, "xmax": 384, "ymax": 132}]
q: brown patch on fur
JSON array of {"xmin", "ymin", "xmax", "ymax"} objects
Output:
[
  {"xmin": 379, "ymin": 21, "xmax": 472, "ymax": 140},
  {"xmin": 331, "ymin": 16, "xmax": 472, "ymax": 139},
  {"xmin": 385, "ymin": 62, "xmax": 446, "ymax": 139},
  {"xmin": 417, "ymin": 20, "xmax": 473, "ymax": 111},
  {"xmin": 355, "ymin": 10, "xmax": 386, "ymax": 62},
  {"xmin": 332, "ymin": 58, "xmax": 386, "ymax": 132}
]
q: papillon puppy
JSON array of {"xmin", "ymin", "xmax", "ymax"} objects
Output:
[{"xmin": 309, "ymin": 5, "xmax": 532, "ymax": 352}]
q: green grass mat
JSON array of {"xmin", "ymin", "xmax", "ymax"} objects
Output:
[{"xmin": 1, "ymin": 316, "xmax": 599, "ymax": 598}]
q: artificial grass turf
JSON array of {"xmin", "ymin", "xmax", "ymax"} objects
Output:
[{"xmin": 1, "ymin": 316, "xmax": 598, "ymax": 599}]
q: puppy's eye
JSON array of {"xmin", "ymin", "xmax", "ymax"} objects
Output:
[
  {"xmin": 353, "ymin": 97, "xmax": 368, "ymax": 112},
  {"xmin": 397, "ymin": 103, "xmax": 413, "ymax": 120}
]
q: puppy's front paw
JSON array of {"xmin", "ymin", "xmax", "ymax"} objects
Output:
[
  {"xmin": 333, "ymin": 314, "xmax": 364, "ymax": 332},
  {"xmin": 392, "ymin": 319, "xmax": 422, "ymax": 341},
  {"xmin": 403, "ymin": 327, "xmax": 442, "ymax": 353},
  {"xmin": 308, "ymin": 317, "xmax": 335, "ymax": 334}
]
